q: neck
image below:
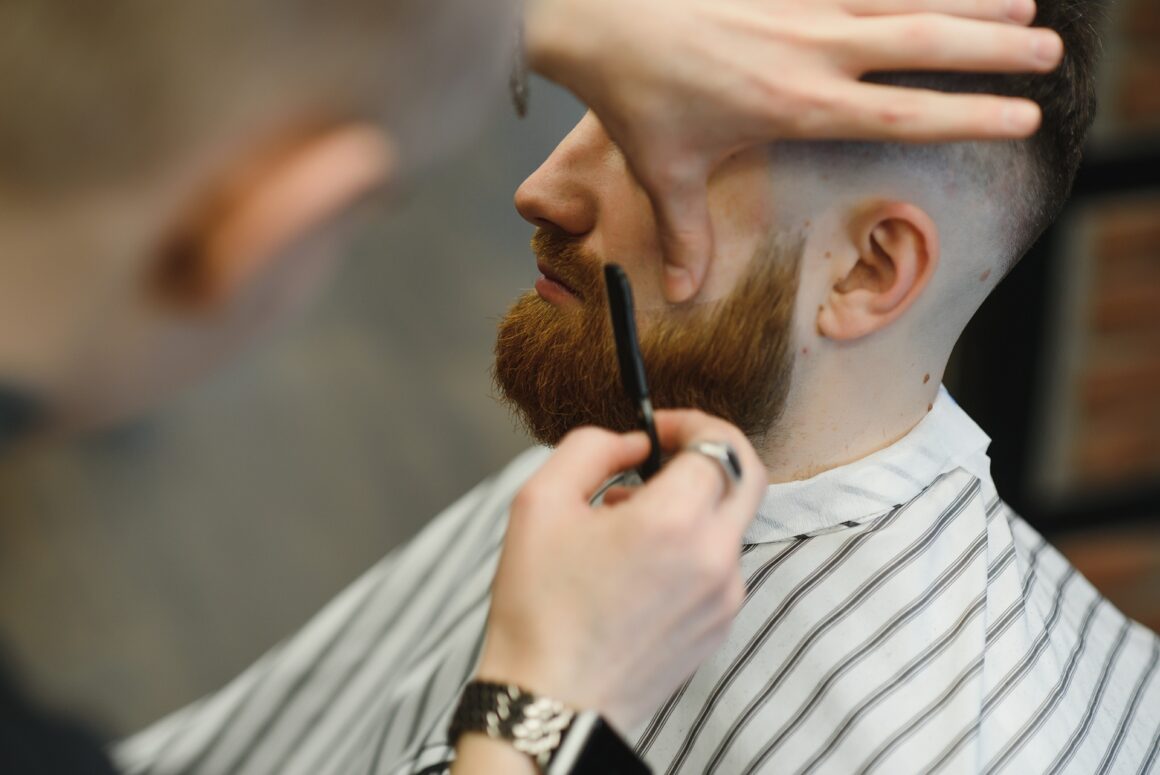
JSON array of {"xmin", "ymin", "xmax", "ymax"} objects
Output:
[{"xmin": 758, "ymin": 353, "xmax": 947, "ymax": 484}]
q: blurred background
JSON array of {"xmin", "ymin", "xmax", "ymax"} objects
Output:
[{"xmin": 0, "ymin": 2, "xmax": 1157, "ymax": 741}]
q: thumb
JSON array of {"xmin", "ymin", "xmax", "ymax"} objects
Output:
[
  {"xmin": 531, "ymin": 428, "xmax": 652, "ymax": 507},
  {"xmin": 644, "ymin": 161, "xmax": 715, "ymax": 304}
]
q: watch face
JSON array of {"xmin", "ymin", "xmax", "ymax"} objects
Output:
[{"xmin": 549, "ymin": 714, "xmax": 651, "ymax": 775}]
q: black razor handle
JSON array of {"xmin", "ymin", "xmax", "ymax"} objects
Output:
[{"xmin": 604, "ymin": 264, "xmax": 662, "ymax": 480}]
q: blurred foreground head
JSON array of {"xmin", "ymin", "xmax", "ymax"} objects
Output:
[{"xmin": 0, "ymin": 0, "xmax": 511, "ymax": 433}]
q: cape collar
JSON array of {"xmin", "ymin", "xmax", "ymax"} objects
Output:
[{"xmin": 743, "ymin": 386, "xmax": 993, "ymax": 545}]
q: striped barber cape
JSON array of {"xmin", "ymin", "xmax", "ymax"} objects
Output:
[{"xmin": 115, "ymin": 387, "xmax": 1160, "ymax": 775}]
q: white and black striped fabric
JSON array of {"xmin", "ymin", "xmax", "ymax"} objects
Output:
[{"xmin": 115, "ymin": 387, "xmax": 1160, "ymax": 774}]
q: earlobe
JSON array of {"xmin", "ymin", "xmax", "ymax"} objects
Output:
[
  {"xmin": 154, "ymin": 124, "xmax": 395, "ymax": 308},
  {"xmin": 818, "ymin": 203, "xmax": 939, "ymax": 342}
]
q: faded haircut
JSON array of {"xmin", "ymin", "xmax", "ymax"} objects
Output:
[
  {"xmin": 0, "ymin": 0, "xmax": 508, "ymax": 195},
  {"xmin": 801, "ymin": 0, "xmax": 1103, "ymax": 272}
]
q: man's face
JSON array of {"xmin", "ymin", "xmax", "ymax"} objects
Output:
[{"xmin": 495, "ymin": 113, "xmax": 802, "ymax": 449}]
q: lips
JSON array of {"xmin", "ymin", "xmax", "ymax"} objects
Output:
[{"xmin": 537, "ymin": 261, "xmax": 583, "ymax": 300}]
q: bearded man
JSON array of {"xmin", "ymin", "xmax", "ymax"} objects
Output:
[{"xmin": 118, "ymin": 0, "xmax": 1159, "ymax": 772}]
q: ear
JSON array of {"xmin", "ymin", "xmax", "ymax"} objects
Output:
[
  {"xmin": 817, "ymin": 202, "xmax": 939, "ymax": 341},
  {"xmin": 154, "ymin": 124, "xmax": 395, "ymax": 308}
]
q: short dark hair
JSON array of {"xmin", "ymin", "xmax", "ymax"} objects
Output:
[
  {"xmin": 0, "ymin": 0, "xmax": 503, "ymax": 195},
  {"xmin": 870, "ymin": 0, "xmax": 1103, "ymax": 265}
]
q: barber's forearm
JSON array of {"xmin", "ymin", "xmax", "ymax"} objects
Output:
[{"xmin": 451, "ymin": 733, "xmax": 539, "ymax": 775}]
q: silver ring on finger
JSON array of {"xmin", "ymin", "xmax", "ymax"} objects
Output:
[{"xmin": 684, "ymin": 440, "xmax": 743, "ymax": 492}]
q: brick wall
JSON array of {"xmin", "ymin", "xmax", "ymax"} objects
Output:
[
  {"xmin": 1113, "ymin": 0, "xmax": 1160, "ymax": 133},
  {"xmin": 1071, "ymin": 198, "xmax": 1160, "ymax": 488},
  {"xmin": 1033, "ymin": 0, "xmax": 1160, "ymax": 496},
  {"xmin": 1041, "ymin": 0, "xmax": 1160, "ymax": 632}
]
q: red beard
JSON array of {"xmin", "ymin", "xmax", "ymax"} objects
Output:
[{"xmin": 494, "ymin": 229, "xmax": 802, "ymax": 447}]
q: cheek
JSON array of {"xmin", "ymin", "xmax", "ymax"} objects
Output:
[
  {"xmin": 699, "ymin": 158, "xmax": 778, "ymax": 303},
  {"xmin": 590, "ymin": 190, "xmax": 670, "ymax": 312},
  {"xmin": 713, "ymin": 164, "xmax": 777, "ymax": 234}
]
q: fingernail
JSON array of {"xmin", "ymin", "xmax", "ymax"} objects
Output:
[
  {"xmin": 664, "ymin": 264, "xmax": 694, "ymax": 302},
  {"xmin": 1006, "ymin": 0, "xmax": 1034, "ymax": 22},
  {"xmin": 1034, "ymin": 31, "xmax": 1062, "ymax": 65},
  {"xmin": 1002, "ymin": 102, "xmax": 1040, "ymax": 134}
]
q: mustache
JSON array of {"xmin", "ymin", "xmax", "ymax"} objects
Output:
[{"xmin": 531, "ymin": 229, "xmax": 607, "ymax": 303}]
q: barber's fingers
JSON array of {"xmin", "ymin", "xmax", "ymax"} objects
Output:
[
  {"xmin": 841, "ymin": 0, "xmax": 1037, "ymax": 24},
  {"xmin": 804, "ymin": 84, "xmax": 1042, "ymax": 141},
  {"xmin": 651, "ymin": 409, "xmax": 759, "ymax": 467},
  {"xmin": 523, "ymin": 428, "xmax": 651, "ymax": 510},
  {"xmin": 635, "ymin": 155, "xmax": 716, "ymax": 304},
  {"xmin": 627, "ymin": 410, "xmax": 766, "ymax": 536},
  {"xmin": 847, "ymin": 15, "xmax": 1063, "ymax": 73},
  {"xmin": 630, "ymin": 449, "xmax": 726, "ymax": 527},
  {"xmin": 644, "ymin": 448, "xmax": 763, "ymax": 540}
]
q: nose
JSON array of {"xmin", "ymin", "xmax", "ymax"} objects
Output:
[{"xmin": 514, "ymin": 113, "xmax": 607, "ymax": 237}]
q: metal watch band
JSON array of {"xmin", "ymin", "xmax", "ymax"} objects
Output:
[{"xmin": 449, "ymin": 681, "xmax": 575, "ymax": 770}]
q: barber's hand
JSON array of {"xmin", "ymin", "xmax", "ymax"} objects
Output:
[
  {"xmin": 525, "ymin": 0, "xmax": 1064, "ymax": 302},
  {"xmin": 476, "ymin": 410, "xmax": 765, "ymax": 732}
]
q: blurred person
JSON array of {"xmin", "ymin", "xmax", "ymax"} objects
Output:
[
  {"xmin": 0, "ymin": 0, "xmax": 1068, "ymax": 773},
  {"xmin": 115, "ymin": 1, "xmax": 1160, "ymax": 773}
]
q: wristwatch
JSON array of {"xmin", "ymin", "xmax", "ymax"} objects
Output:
[{"xmin": 449, "ymin": 681, "xmax": 651, "ymax": 774}]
